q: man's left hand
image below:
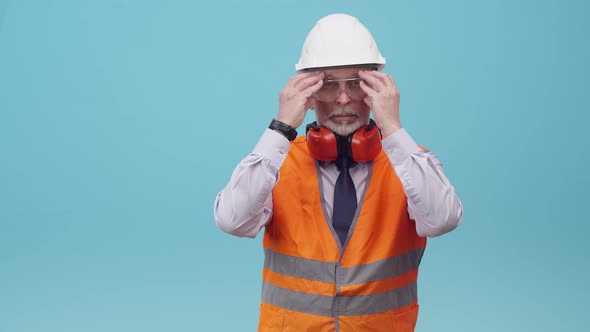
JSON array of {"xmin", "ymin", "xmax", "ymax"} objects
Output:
[{"xmin": 358, "ymin": 70, "xmax": 402, "ymax": 137}]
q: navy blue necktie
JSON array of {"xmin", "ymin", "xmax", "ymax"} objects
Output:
[{"xmin": 333, "ymin": 156, "xmax": 357, "ymax": 246}]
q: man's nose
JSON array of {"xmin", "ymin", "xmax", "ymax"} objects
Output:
[{"xmin": 336, "ymin": 83, "xmax": 351, "ymax": 104}]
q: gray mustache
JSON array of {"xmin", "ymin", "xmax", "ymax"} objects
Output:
[{"xmin": 329, "ymin": 111, "xmax": 359, "ymax": 118}]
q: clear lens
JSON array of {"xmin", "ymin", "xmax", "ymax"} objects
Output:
[{"xmin": 314, "ymin": 77, "xmax": 366, "ymax": 102}]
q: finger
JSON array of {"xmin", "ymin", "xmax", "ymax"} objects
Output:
[
  {"xmin": 368, "ymin": 70, "xmax": 392, "ymax": 88},
  {"xmin": 282, "ymin": 74, "xmax": 321, "ymax": 99},
  {"xmin": 385, "ymin": 73, "xmax": 395, "ymax": 85},
  {"xmin": 302, "ymin": 78, "xmax": 323, "ymax": 98},
  {"xmin": 364, "ymin": 71, "xmax": 400, "ymax": 95},
  {"xmin": 369, "ymin": 70, "xmax": 391, "ymax": 85},
  {"xmin": 359, "ymin": 80, "xmax": 377, "ymax": 96},
  {"xmin": 289, "ymin": 71, "xmax": 323, "ymax": 87},
  {"xmin": 295, "ymin": 72, "xmax": 325, "ymax": 91},
  {"xmin": 370, "ymin": 71, "xmax": 395, "ymax": 84},
  {"xmin": 358, "ymin": 71, "xmax": 385, "ymax": 92},
  {"xmin": 363, "ymin": 96, "xmax": 372, "ymax": 108},
  {"xmin": 388, "ymin": 74, "xmax": 399, "ymax": 91},
  {"xmin": 287, "ymin": 71, "xmax": 317, "ymax": 84}
]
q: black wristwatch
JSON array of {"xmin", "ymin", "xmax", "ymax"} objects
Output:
[{"xmin": 269, "ymin": 119, "xmax": 298, "ymax": 141}]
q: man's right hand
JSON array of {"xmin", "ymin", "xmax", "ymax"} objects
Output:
[{"xmin": 277, "ymin": 71, "xmax": 324, "ymax": 129}]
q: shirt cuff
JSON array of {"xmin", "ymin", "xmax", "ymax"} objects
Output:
[
  {"xmin": 252, "ymin": 128, "xmax": 291, "ymax": 169},
  {"xmin": 382, "ymin": 128, "xmax": 421, "ymax": 166}
]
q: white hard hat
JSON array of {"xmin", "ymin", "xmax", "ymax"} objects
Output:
[{"xmin": 295, "ymin": 14, "xmax": 386, "ymax": 72}]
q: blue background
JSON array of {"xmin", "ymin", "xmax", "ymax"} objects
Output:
[{"xmin": 1, "ymin": 0, "xmax": 588, "ymax": 331}]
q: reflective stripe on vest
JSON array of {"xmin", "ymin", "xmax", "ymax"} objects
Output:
[
  {"xmin": 264, "ymin": 247, "xmax": 424, "ymax": 286},
  {"xmin": 262, "ymin": 280, "xmax": 418, "ymax": 316}
]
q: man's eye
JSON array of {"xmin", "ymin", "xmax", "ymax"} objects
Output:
[
  {"xmin": 348, "ymin": 80, "xmax": 361, "ymax": 88},
  {"xmin": 323, "ymin": 81, "xmax": 339, "ymax": 89}
]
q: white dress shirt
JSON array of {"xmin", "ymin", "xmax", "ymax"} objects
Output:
[{"xmin": 214, "ymin": 127, "xmax": 463, "ymax": 239}]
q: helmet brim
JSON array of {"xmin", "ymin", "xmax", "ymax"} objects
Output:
[{"xmin": 296, "ymin": 62, "xmax": 385, "ymax": 73}]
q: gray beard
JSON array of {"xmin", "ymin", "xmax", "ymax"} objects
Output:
[{"xmin": 322, "ymin": 116, "xmax": 369, "ymax": 136}]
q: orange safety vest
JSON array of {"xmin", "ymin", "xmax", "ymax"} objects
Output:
[{"xmin": 258, "ymin": 136, "xmax": 428, "ymax": 332}]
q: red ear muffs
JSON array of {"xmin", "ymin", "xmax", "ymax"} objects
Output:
[
  {"xmin": 350, "ymin": 123, "xmax": 383, "ymax": 162},
  {"xmin": 306, "ymin": 124, "xmax": 339, "ymax": 161},
  {"xmin": 305, "ymin": 120, "xmax": 382, "ymax": 163}
]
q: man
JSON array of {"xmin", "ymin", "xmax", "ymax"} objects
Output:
[{"xmin": 214, "ymin": 13, "xmax": 463, "ymax": 332}]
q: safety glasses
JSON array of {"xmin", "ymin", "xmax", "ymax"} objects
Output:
[{"xmin": 314, "ymin": 76, "xmax": 367, "ymax": 102}]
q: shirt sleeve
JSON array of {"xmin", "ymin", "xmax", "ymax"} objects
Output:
[
  {"xmin": 214, "ymin": 129, "xmax": 291, "ymax": 238},
  {"xmin": 382, "ymin": 128, "xmax": 464, "ymax": 238}
]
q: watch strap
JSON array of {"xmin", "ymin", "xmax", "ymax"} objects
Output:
[{"xmin": 269, "ymin": 119, "xmax": 297, "ymax": 141}]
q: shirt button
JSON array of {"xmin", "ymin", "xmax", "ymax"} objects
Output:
[{"xmin": 279, "ymin": 148, "xmax": 286, "ymax": 154}]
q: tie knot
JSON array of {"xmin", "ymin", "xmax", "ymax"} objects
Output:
[{"xmin": 335, "ymin": 156, "xmax": 353, "ymax": 171}]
